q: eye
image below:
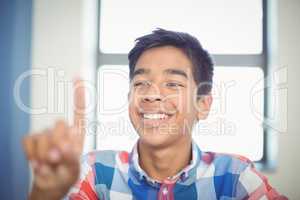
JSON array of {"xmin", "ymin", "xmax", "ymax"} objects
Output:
[
  {"xmin": 133, "ymin": 80, "xmax": 151, "ymax": 87},
  {"xmin": 165, "ymin": 82, "xmax": 184, "ymax": 88}
]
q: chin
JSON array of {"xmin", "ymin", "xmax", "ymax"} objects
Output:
[{"xmin": 138, "ymin": 128, "xmax": 182, "ymax": 149}]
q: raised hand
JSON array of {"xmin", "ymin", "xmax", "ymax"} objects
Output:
[{"xmin": 23, "ymin": 78, "xmax": 86, "ymax": 200}]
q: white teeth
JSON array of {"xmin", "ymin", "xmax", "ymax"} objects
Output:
[{"xmin": 143, "ymin": 113, "xmax": 168, "ymax": 120}]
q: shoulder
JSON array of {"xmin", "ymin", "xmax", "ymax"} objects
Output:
[
  {"xmin": 197, "ymin": 151, "xmax": 252, "ymax": 177},
  {"xmin": 212, "ymin": 152, "xmax": 252, "ymax": 175},
  {"xmin": 196, "ymin": 151, "xmax": 257, "ymax": 198},
  {"xmin": 196, "ymin": 151, "xmax": 253, "ymax": 186},
  {"xmin": 197, "ymin": 151, "xmax": 284, "ymax": 199}
]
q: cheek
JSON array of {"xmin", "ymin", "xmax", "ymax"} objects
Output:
[
  {"xmin": 128, "ymin": 92, "xmax": 137, "ymax": 120},
  {"xmin": 128, "ymin": 104, "xmax": 142, "ymax": 133},
  {"xmin": 173, "ymin": 90, "xmax": 194, "ymax": 113},
  {"xmin": 128, "ymin": 90, "xmax": 143, "ymax": 110},
  {"xmin": 174, "ymin": 91, "xmax": 198, "ymax": 123},
  {"xmin": 128, "ymin": 104, "xmax": 133, "ymax": 118},
  {"xmin": 128, "ymin": 99, "xmax": 138, "ymax": 120}
]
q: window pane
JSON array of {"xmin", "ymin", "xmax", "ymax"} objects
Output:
[
  {"xmin": 96, "ymin": 65, "xmax": 264, "ymax": 161},
  {"xmin": 194, "ymin": 67, "xmax": 264, "ymax": 161},
  {"xmin": 99, "ymin": 0, "xmax": 262, "ymax": 54}
]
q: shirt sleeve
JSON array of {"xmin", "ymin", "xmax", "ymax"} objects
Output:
[
  {"xmin": 64, "ymin": 153, "xmax": 99, "ymax": 200},
  {"xmin": 236, "ymin": 163, "xmax": 288, "ymax": 200}
]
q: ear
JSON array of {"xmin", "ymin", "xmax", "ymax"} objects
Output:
[{"xmin": 196, "ymin": 94, "xmax": 213, "ymax": 120}]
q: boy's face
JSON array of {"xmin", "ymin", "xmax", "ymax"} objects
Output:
[{"xmin": 128, "ymin": 45, "xmax": 212, "ymax": 148}]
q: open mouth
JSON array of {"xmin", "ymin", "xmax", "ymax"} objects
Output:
[
  {"xmin": 139, "ymin": 112, "xmax": 174, "ymax": 127},
  {"xmin": 143, "ymin": 113, "xmax": 170, "ymax": 120}
]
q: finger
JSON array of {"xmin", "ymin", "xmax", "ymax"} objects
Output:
[
  {"xmin": 34, "ymin": 163, "xmax": 57, "ymax": 190},
  {"xmin": 69, "ymin": 126, "xmax": 83, "ymax": 156},
  {"xmin": 47, "ymin": 148, "xmax": 62, "ymax": 164},
  {"xmin": 57, "ymin": 150, "xmax": 80, "ymax": 186},
  {"xmin": 22, "ymin": 135, "xmax": 36, "ymax": 161},
  {"xmin": 72, "ymin": 78, "xmax": 86, "ymax": 155},
  {"xmin": 58, "ymin": 127, "xmax": 81, "ymax": 163},
  {"xmin": 50, "ymin": 121, "xmax": 82, "ymax": 162},
  {"xmin": 36, "ymin": 131, "xmax": 51, "ymax": 162},
  {"xmin": 52, "ymin": 120, "xmax": 68, "ymax": 146},
  {"xmin": 73, "ymin": 78, "xmax": 86, "ymax": 134},
  {"xmin": 51, "ymin": 121, "xmax": 71, "ymax": 161}
]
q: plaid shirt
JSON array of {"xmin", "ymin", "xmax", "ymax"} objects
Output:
[{"xmin": 66, "ymin": 140, "xmax": 287, "ymax": 200}]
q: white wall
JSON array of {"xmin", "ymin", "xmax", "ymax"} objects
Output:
[
  {"xmin": 30, "ymin": 0, "xmax": 300, "ymax": 198},
  {"xmin": 264, "ymin": 0, "xmax": 300, "ymax": 199}
]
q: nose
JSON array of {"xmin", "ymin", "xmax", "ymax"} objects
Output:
[
  {"xmin": 141, "ymin": 84, "xmax": 163, "ymax": 103},
  {"xmin": 142, "ymin": 94, "xmax": 162, "ymax": 103}
]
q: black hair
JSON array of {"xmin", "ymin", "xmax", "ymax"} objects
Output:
[{"xmin": 128, "ymin": 28, "xmax": 214, "ymax": 96}]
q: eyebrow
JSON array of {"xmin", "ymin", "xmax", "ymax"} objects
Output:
[
  {"xmin": 132, "ymin": 68, "xmax": 150, "ymax": 78},
  {"xmin": 164, "ymin": 68, "xmax": 188, "ymax": 79},
  {"xmin": 132, "ymin": 67, "xmax": 188, "ymax": 79}
]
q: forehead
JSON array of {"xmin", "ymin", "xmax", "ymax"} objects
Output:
[{"xmin": 134, "ymin": 45, "xmax": 194, "ymax": 74}]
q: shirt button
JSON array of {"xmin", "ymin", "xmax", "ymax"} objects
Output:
[{"xmin": 162, "ymin": 187, "xmax": 168, "ymax": 195}]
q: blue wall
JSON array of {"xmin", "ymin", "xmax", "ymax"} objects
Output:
[{"xmin": 0, "ymin": 0, "xmax": 32, "ymax": 199}]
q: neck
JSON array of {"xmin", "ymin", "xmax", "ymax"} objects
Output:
[{"xmin": 137, "ymin": 137, "xmax": 192, "ymax": 182}]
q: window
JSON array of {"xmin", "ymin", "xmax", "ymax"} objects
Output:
[
  {"xmin": 96, "ymin": 0, "xmax": 270, "ymax": 164},
  {"xmin": 99, "ymin": 0, "xmax": 262, "ymax": 54}
]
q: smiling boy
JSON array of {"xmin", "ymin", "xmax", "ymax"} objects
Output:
[{"xmin": 23, "ymin": 29, "xmax": 287, "ymax": 200}]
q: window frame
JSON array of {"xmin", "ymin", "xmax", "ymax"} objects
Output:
[{"xmin": 95, "ymin": 0, "xmax": 277, "ymax": 171}]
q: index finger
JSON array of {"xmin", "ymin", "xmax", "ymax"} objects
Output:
[{"xmin": 73, "ymin": 78, "xmax": 86, "ymax": 133}]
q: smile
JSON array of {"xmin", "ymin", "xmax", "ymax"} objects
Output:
[
  {"xmin": 142, "ymin": 113, "xmax": 170, "ymax": 120},
  {"xmin": 139, "ymin": 111, "xmax": 175, "ymax": 128}
]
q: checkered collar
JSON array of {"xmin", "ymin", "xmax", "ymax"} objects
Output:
[{"xmin": 128, "ymin": 139, "xmax": 202, "ymax": 187}]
